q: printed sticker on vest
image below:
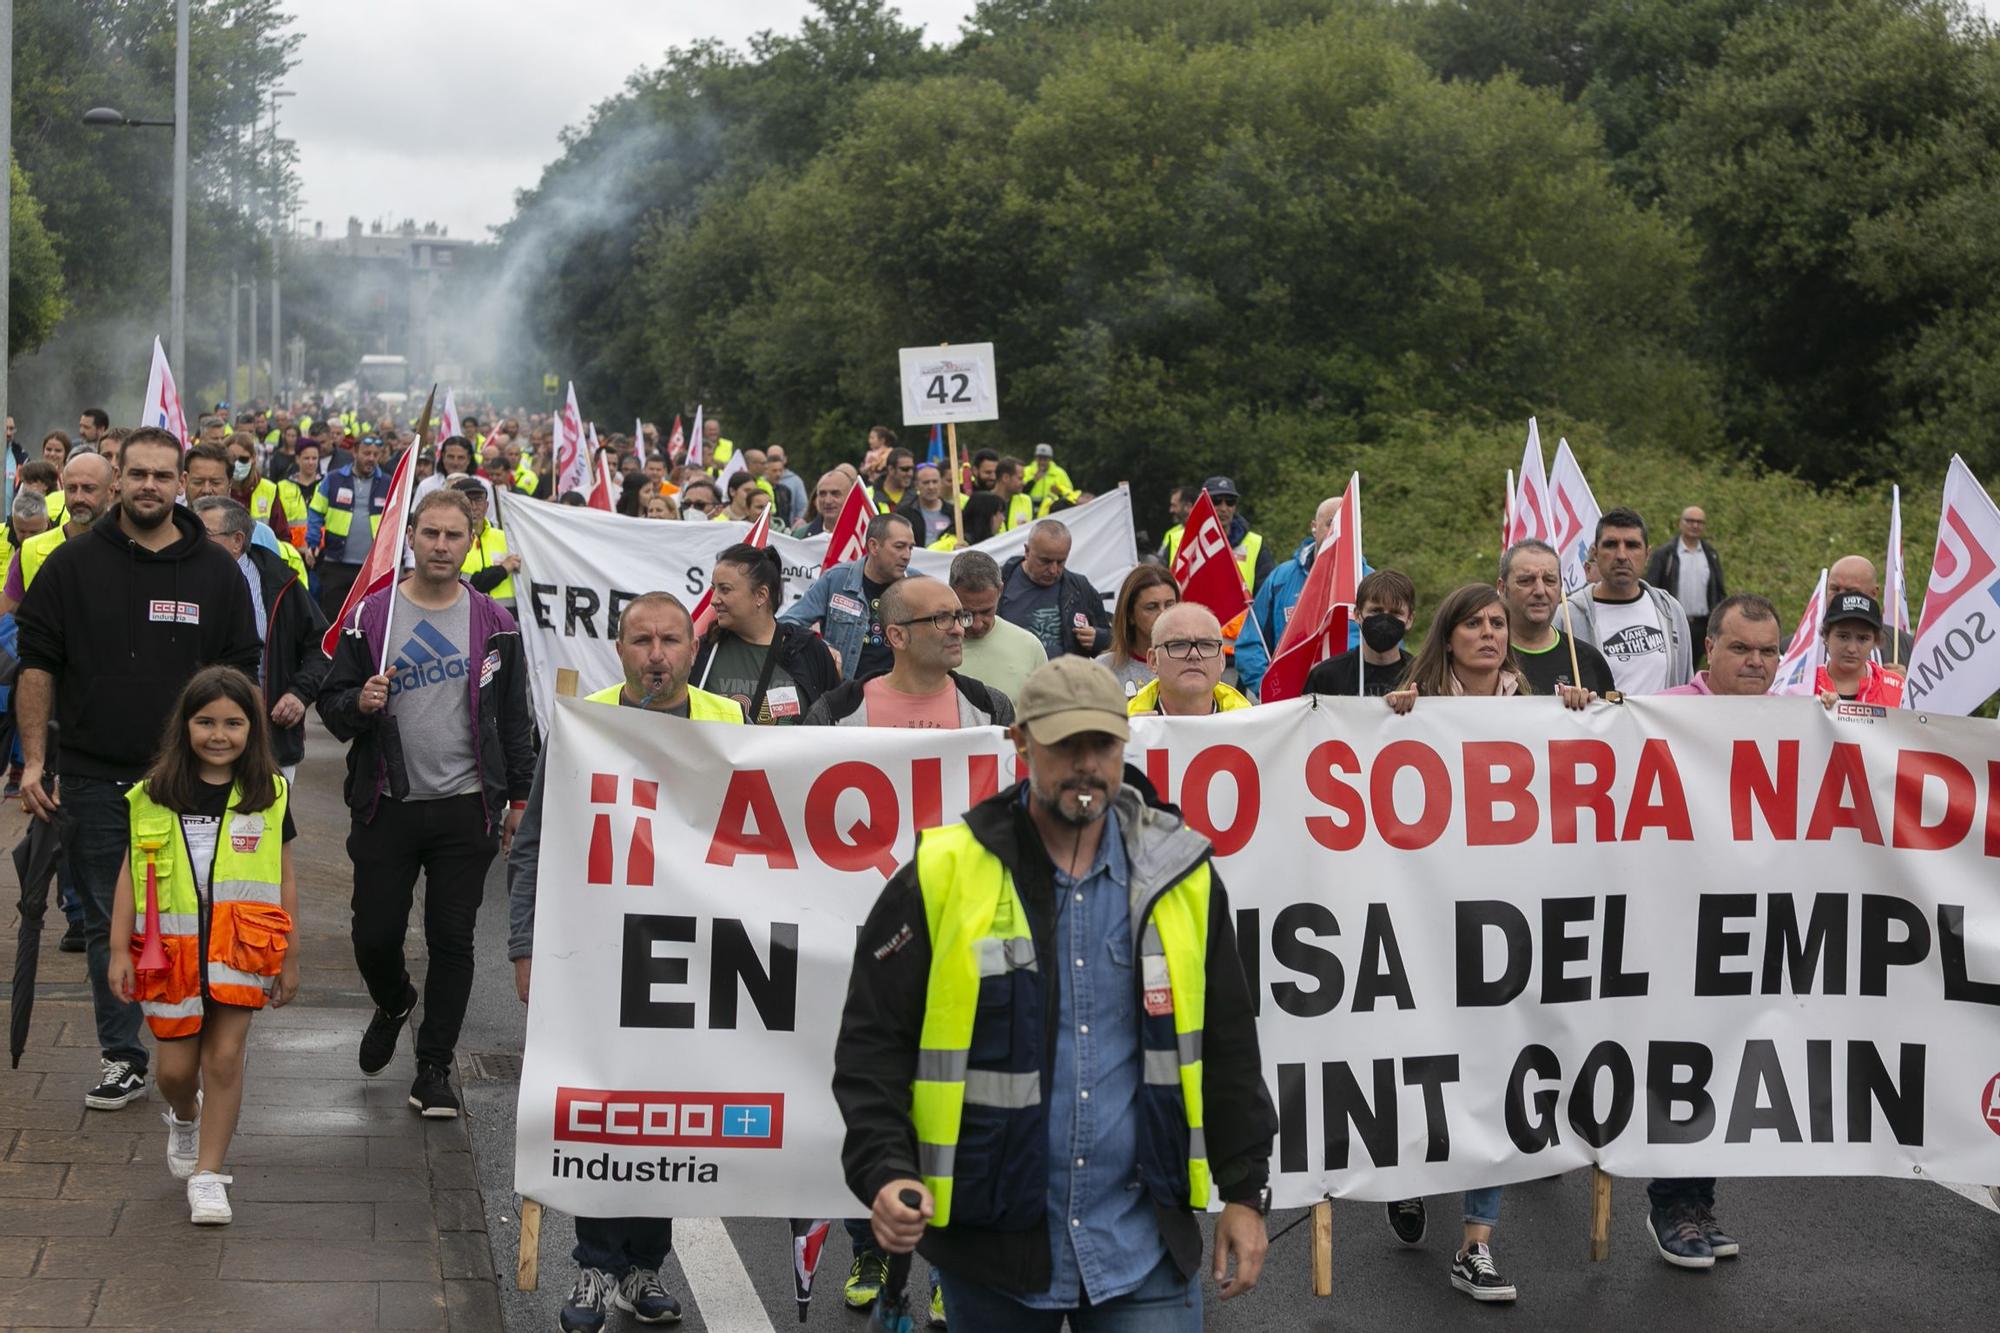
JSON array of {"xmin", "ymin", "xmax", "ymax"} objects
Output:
[
  {"xmin": 229, "ymin": 814, "xmax": 264, "ymax": 855},
  {"xmin": 829, "ymin": 593, "xmax": 865, "ymax": 617},
  {"xmin": 479, "ymin": 649, "xmax": 501, "ymax": 688},
  {"xmin": 1143, "ymin": 954, "xmax": 1173, "ymax": 1016},
  {"xmin": 336, "ymin": 488, "xmax": 353, "ymax": 505}
]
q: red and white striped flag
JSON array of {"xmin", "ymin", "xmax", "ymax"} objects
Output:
[
  {"xmin": 321, "ymin": 439, "xmax": 423, "ymax": 662},
  {"xmin": 820, "ymin": 478, "xmax": 874, "ymax": 572},
  {"xmin": 141, "ymin": 337, "xmax": 188, "ymax": 448},
  {"xmin": 1261, "ymin": 473, "xmax": 1363, "ymax": 702},
  {"xmin": 1771, "ymin": 568, "xmax": 1829, "ymax": 696},
  {"xmin": 1506, "ymin": 418, "xmax": 1549, "ymax": 547}
]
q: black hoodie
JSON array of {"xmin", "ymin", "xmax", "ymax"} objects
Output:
[{"xmin": 17, "ymin": 507, "xmax": 262, "ymax": 780}]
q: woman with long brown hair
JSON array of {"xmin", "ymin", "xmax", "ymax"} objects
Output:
[
  {"xmin": 1097, "ymin": 564, "xmax": 1179, "ymax": 697},
  {"xmin": 1380, "ymin": 583, "xmax": 1590, "ymax": 1303}
]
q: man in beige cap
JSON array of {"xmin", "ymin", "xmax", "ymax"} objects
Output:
[{"xmin": 833, "ymin": 655, "xmax": 1275, "ymax": 1329}]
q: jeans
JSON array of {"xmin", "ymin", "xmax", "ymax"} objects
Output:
[
  {"xmin": 56, "ymin": 865, "xmax": 84, "ymax": 929},
  {"xmin": 1463, "ymin": 1187, "xmax": 1504, "ymax": 1228},
  {"xmin": 57, "ymin": 775, "xmax": 148, "ymax": 1073},
  {"xmin": 347, "ymin": 793, "xmax": 497, "ymax": 1068},
  {"xmin": 937, "ymin": 1253, "xmax": 1198, "ymax": 1333},
  {"xmin": 573, "ymin": 1216, "xmax": 673, "ymax": 1278},
  {"xmin": 1647, "ymin": 1178, "xmax": 1717, "ymax": 1210}
]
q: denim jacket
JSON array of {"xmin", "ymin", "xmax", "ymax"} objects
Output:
[{"xmin": 779, "ymin": 559, "xmax": 873, "ymax": 681}]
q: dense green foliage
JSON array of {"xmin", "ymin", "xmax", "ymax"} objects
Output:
[
  {"xmin": 491, "ymin": 0, "xmax": 1997, "ymax": 613},
  {"xmin": 9, "ymin": 0, "xmax": 297, "ymax": 403},
  {"xmin": 9, "ymin": 158, "xmax": 67, "ymax": 359}
]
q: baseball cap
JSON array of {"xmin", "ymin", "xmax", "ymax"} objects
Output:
[
  {"xmin": 1203, "ymin": 476, "xmax": 1240, "ymax": 500},
  {"xmin": 1823, "ymin": 592, "xmax": 1882, "ymax": 632},
  {"xmin": 1014, "ymin": 656, "xmax": 1130, "ymax": 745},
  {"xmin": 451, "ymin": 476, "xmax": 486, "ymax": 497},
  {"xmin": 1034, "ymin": 442, "xmax": 1054, "ymax": 458}
]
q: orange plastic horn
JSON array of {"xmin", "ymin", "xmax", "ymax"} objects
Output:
[{"xmin": 135, "ymin": 835, "xmax": 169, "ymax": 974}]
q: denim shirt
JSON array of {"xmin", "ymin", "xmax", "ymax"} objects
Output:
[
  {"xmin": 1020, "ymin": 803, "xmax": 1167, "ymax": 1308},
  {"xmin": 777, "ymin": 559, "xmax": 871, "ymax": 681}
]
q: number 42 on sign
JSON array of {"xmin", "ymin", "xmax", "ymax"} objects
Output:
[{"xmin": 899, "ymin": 342, "xmax": 999, "ymax": 425}]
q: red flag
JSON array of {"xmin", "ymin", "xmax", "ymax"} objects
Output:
[
  {"xmin": 690, "ymin": 506, "xmax": 772, "ymax": 638},
  {"xmin": 587, "ymin": 442, "xmax": 616, "ymax": 512},
  {"xmin": 666, "ymin": 414, "xmax": 685, "ymax": 463},
  {"xmin": 1169, "ymin": 490, "xmax": 1250, "ymax": 627},
  {"xmin": 1261, "ymin": 473, "xmax": 1363, "ymax": 702},
  {"xmin": 320, "ymin": 443, "xmax": 423, "ymax": 660},
  {"xmin": 820, "ymin": 479, "xmax": 874, "ymax": 573}
]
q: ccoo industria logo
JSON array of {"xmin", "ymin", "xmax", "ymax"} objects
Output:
[{"xmin": 554, "ymin": 1087, "xmax": 785, "ymax": 1149}]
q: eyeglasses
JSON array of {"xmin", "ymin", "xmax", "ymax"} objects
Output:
[
  {"xmin": 894, "ymin": 610, "xmax": 974, "ymax": 632},
  {"xmin": 683, "ymin": 499, "xmax": 712, "ymax": 512},
  {"xmin": 1156, "ymin": 638, "xmax": 1224, "ymax": 660}
]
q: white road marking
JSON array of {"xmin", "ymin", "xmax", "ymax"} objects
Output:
[
  {"xmin": 1933, "ymin": 1180, "xmax": 2000, "ymax": 1213},
  {"xmin": 677, "ymin": 1216, "xmax": 779, "ymax": 1332}
]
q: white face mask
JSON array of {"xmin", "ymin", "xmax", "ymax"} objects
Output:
[{"xmin": 231, "ymin": 459, "xmax": 252, "ymax": 482}]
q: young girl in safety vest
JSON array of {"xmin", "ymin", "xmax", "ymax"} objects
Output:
[{"xmin": 108, "ymin": 666, "xmax": 300, "ymax": 1227}]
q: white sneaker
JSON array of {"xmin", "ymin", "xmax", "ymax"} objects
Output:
[
  {"xmin": 162, "ymin": 1092, "xmax": 202, "ymax": 1179},
  {"xmin": 187, "ymin": 1171, "xmax": 233, "ymax": 1225}
]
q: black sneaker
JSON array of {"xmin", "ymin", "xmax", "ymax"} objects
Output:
[
  {"xmin": 59, "ymin": 921, "xmax": 86, "ymax": 953},
  {"xmin": 613, "ymin": 1268, "xmax": 682, "ymax": 1324},
  {"xmin": 408, "ymin": 1062, "xmax": 460, "ymax": 1118},
  {"xmin": 1450, "ymin": 1242, "xmax": 1517, "ymax": 1302},
  {"xmin": 358, "ymin": 990, "xmax": 416, "ymax": 1075},
  {"xmin": 1647, "ymin": 1203, "xmax": 1716, "ymax": 1269},
  {"xmin": 1386, "ymin": 1198, "xmax": 1427, "ymax": 1247},
  {"xmin": 559, "ymin": 1267, "xmax": 617, "ymax": 1333},
  {"xmin": 1694, "ymin": 1203, "xmax": 1739, "ymax": 1258},
  {"xmin": 84, "ymin": 1058, "xmax": 147, "ymax": 1110}
]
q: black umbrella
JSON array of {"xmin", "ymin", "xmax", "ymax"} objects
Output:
[
  {"xmin": 870, "ymin": 1191, "xmax": 925, "ymax": 1333},
  {"xmin": 9, "ymin": 741, "xmax": 62, "ymax": 1069}
]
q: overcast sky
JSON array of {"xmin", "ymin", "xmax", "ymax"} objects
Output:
[{"xmin": 283, "ymin": 0, "xmax": 982, "ymax": 242}]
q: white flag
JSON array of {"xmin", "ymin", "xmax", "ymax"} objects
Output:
[
  {"xmin": 141, "ymin": 336, "xmax": 188, "ymax": 448},
  {"xmin": 1548, "ymin": 439, "xmax": 1604, "ymax": 596},
  {"xmin": 554, "ymin": 382, "xmax": 590, "ymax": 499},
  {"xmin": 438, "ymin": 387, "xmax": 461, "ymax": 447},
  {"xmin": 1883, "ymin": 484, "xmax": 1910, "ymax": 657},
  {"xmin": 1507, "ymin": 418, "xmax": 1550, "ymax": 546},
  {"xmin": 1771, "ymin": 568, "xmax": 1828, "ymax": 696},
  {"xmin": 1905, "ymin": 455, "xmax": 2000, "ymax": 714},
  {"xmin": 633, "ymin": 418, "xmax": 648, "ymax": 467}
]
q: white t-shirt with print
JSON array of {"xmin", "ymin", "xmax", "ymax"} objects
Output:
[{"xmin": 1593, "ymin": 593, "xmax": 1670, "ymax": 696}]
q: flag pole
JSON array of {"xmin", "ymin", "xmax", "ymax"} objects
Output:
[
  {"xmin": 375, "ymin": 386, "xmax": 438, "ymax": 680},
  {"xmin": 939, "ymin": 342, "xmax": 964, "ymax": 543},
  {"xmin": 1561, "ymin": 595, "xmax": 1582, "ymax": 686}
]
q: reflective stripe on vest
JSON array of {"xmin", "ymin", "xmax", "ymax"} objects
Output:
[
  {"xmin": 125, "ymin": 778, "xmax": 292, "ymax": 1037},
  {"xmin": 910, "ymin": 821, "xmax": 1213, "ymax": 1230},
  {"xmin": 462, "ymin": 522, "xmax": 514, "ymax": 601},
  {"xmin": 583, "ymin": 682, "xmax": 745, "ymax": 722}
]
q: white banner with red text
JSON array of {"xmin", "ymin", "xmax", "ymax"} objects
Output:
[
  {"xmin": 498, "ymin": 486, "xmax": 1139, "ymax": 727},
  {"xmin": 513, "ymin": 695, "xmax": 2000, "ymax": 1218}
]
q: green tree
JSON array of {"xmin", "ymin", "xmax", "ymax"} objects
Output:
[{"xmin": 9, "ymin": 158, "xmax": 68, "ymax": 359}]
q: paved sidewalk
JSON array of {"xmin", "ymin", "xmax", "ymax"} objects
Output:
[{"xmin": 0, "ymin": 727, "xmax": 504, "ymax": 1329}]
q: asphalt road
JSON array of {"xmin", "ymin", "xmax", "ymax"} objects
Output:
[{"xmin": 284, "ymin": 725, "xmax": 2000, "ymax": 1332}]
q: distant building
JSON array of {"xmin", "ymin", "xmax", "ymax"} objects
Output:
[{"xmin": 296, "ymin": 217, "xmax": 479, "ymax": 387}]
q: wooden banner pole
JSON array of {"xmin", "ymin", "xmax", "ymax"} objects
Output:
[
  {"xmin": 1589, "ymin": 1167, "xmax": 1613, "ymax": 1261},
  {"xmin": 1310, "ymin": 1200, "xmax": 1334, "ymax": 1296},
  {"xmin": 947, "ymin": 422, "xmax": 965, "ymax": 543}
]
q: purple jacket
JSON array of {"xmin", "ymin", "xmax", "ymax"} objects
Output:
[{"xmin": 316, "ymin": 579, "xmax": 538, "ymax": 831}]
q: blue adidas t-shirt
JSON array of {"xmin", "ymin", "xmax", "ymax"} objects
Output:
[{"xmin": 387, "ymin": 589, "xmax": 483, "ymax": 799}]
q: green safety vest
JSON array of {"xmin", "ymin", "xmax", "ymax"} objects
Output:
[
  {"xmin": 584, "ymin": 682, "xmax": 745, "ymax": 722},
  {"xmin": 909, "ymin": 820, "xmax": 1213, "ymax": 1229}
]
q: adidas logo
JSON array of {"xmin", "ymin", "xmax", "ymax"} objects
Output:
[{"xmin": 390, "ymin": 621, "xmax": 469, "ymax": 693}]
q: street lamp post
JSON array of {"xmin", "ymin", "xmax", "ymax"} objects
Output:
[
  {"xmin": 268, "ymin": 88, "xmax": 294, "ymax": 407},
  {"xmin": 80, "ymin": 0, "xmax": 189, "ymax": 377}
]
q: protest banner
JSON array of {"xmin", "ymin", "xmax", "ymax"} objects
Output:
[
  {"xmin": 514, "ymin": 695, "xmax": 2000, "ymax": 1219},
  {"xmin": 499, "ymin": 485, "xmax": 1140, "ymax": 727}
]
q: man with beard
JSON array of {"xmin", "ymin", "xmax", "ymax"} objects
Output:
[
  {"xmin": 0, "ymin": 451, "xmax": 115, "ymax": 617},
  {"xmin": 834, "ymin": 655, "xmax": 1274, "ymax": 1328},
  {"xmin": 15, "ymin": 428, "xmax": 261, "ymax": 1110}
]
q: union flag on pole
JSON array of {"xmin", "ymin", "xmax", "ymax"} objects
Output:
[
  {"xmin": 1260, "ymin": 473, "xmax": 1363, "ymax": 703},
  {"xmin": 690, "ymin": 505, "xmax": 772, "ymax": 638},
  {"xmin": 1883, "ymin": 483, "xmax": 1911, "ymax": 658},
  {"xmin": 666, "ymin": 415, "xmax": 685, "ymax": 464},
  {"xmin": 586, "ymin": 425, "xmax": 615, "ymax": 512},
  {"xmin": 686, "ymin": 405, "xmax": 706, "ymax": 469},
  {"xmin": 1506, "ymin": 418, "xmax": 1549, "ymax": 547},
  {"xmin": 1169, "ymin": 489, "xmax": 1249, "ymax": 628},
  {"xmin": 141, "ymin": 337, "xmax": 188, "ymax": 448},
  {"xmin": 820, "ymin": 478, "xmax": 874, "ymax": 572},
  {"xmin": 1770, "ymin": 568, "xmax": 1829, "ymax": 697},
  {"xmin": 634, "ymin": 417, "xmax": 648, "ymax": 467},
  {"xmin": 1905, "ymin": 455, "xmax": 2000, "ymax": 714},
  {"xmin": 1546, "ymin": 438, "xmax": 1602, "ymax": 596},
  {"xmin": 322, "ymin": 388, "xmax": 434, "ymax": 662},
  {"xmin": 438, "ymin": 387, "xmax": 461, "ymax": 447},
  {"xmin": 554, "ymin": 383, "xmax": 589, "ymax": 499}
]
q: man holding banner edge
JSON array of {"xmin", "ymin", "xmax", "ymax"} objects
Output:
[{"xmin": 833, "ymin": 655, "xmax": 1275, "ymax": 1328}]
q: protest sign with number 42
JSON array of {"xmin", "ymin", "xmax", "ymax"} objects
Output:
[{"xmin": 899, "ymin": 343, "xmax": 999, "ymax": 425}]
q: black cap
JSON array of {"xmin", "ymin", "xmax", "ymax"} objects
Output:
[
  {"xmin": 1823, "ymin": 592, "xmax": 1882, "ymax": 632},
  {"xmin": 451, "ymin": 476, "xmax": 487, "ymax": 497},
  {"xmin": 1203, "ymin": 476, "xmax": 1239, "ymax": 500}
]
